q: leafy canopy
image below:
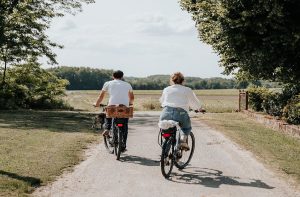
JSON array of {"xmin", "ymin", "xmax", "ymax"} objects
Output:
[
  {"xmin": 181, "ymin": 0, "xmax": 300, "ymax": 84},
  {"xmin": 0, "ymin": 0, "xmax": 94, "ymax": 66}
]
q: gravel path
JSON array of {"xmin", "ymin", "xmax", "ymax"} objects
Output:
[{"xmin": 34, "ymin": 112, "xmax": 299, "ymax": 197}]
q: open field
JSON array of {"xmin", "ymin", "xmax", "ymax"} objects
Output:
[
  {"xmin": 0, "ymin": 111, "xmax": 99, "ymax": 196},
  {"xmin": 199, "ymin": 113, "xmax": 300, "ymax": 184},
  {"xmin": 65, "ymin": 89, "xmax": 239, "ymax": 113}
]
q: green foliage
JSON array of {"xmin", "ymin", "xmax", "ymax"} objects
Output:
[
  {"xmin": 283, "ymin": 96, "xmax": 300, "ymax": 124},
  {"xmin": 0, "ymin": 0, "xmax": 94, "ymax": 84},
  {"xmin": 181, "ymin": 0, "xmax": 300, "ymax": 85},
  {"xmin": 50, "ymin": 67, "xmax": 280, "ymax": 90},
  {"xmin": 247, "ymin": 87, "xmax": 270, "ymax": 111},
  {"xmin": 248, "ymin": 85, "xmax": 300, "ymax": 124},
  {"xmin": 261, "ymin": 92, "xmax": 284, "ymax": 117},
  {"xmin": 49, "ymin": 66, "xmax": 113, "ymax": 90},
  {"xmin": 0, "ymin": 62, "xmax": 70, "ymax": 109}
]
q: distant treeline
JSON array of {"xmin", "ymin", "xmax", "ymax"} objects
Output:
[{"xmin": 48, "ymin": 66, "xmax": 280, "ymax": 90}]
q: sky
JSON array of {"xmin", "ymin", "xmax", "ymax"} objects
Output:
[{"xmin": 45, "ymin": 0, "xmax": 223, "ymax": 78}]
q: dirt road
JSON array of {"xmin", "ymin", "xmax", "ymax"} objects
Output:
[{"xmin": 34, "ymin": 112, "xmax": 299, "ymax": 197}]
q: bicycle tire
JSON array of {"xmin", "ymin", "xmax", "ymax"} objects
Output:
[
  {"xmin": 116, "ymin": 127, "xmax": 122, "ymax": 160},
  {"xmin": 104, "ymin": 130, "xmax": 114, "ymax": 154},
  {"xmin": 113, "ymin": 126, "xmax": 118, "ymax": 157},
  {"xmin": 174, "ymin": 132, "xmax": 195, "ymax": 169},
  {"xmin": 160, "ymin": 138, "xmax": 174, "ymax": 178}
]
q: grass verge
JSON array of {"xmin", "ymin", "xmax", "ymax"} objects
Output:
[
  {"xmin": 199, "ymin": 113, "xmax": 300, "ymax": 184},
  {"xmin": 0, "ymin": 110, "xmax": 100, "ymax": 196}
]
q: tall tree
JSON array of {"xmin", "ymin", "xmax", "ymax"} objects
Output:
[
  {"xmin": 181, "ymin": 0, "xmax": 300, "ymax": 85},
  {"xmin": 0, "ymin": 0, "xmax": 94, "ymax": 85}
]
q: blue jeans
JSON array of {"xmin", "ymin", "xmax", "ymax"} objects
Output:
[{"xmin": 159, "ymin": 106, "xmax": 192, "ymax": 135}]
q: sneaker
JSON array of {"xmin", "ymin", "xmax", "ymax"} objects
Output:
[
  {"xmin": 179, "ymin": 134, "xmax": 190, "ymax": 151},
  {"xmin": 121, "ymin": 146, "xmax": 127, "ymax": 153},
  {"xmin": 102, "ymin": 130, "xmax": 109, "ymax": 137},
  {"xmin": 180, "ymin": 143, "xmax": 190, "ymax": 151}
]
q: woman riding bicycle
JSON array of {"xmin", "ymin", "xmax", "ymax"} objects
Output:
[{"xmin": 159, "ymin": 72, "xmax": 203, "ymax": 150}]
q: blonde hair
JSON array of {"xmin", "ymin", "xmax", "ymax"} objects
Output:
[{"xmin": 170, "ymin": 72, "xmax": 184, "ymax": 85}]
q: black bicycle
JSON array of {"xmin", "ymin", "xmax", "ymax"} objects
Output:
[
  {"xmin": 158, "ymin": 121, "xmax": 195, "ymax": 178},
  {"xmin": 98, "ymin": 104, "xmax": 128, "ymax": 160}
]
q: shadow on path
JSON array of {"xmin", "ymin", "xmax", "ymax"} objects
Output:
[
  {"xmin": 169, "ymin": 167, "xmax": 274, "ymax": 189},
  {"xmin": 0, "ymin": 110, "xmax": 94, "ymax": 133},
  {"xmin": 0, "ymin": 170, "xmax": 41, "ymax": 187},
  {"xmin": 121, "ymin": 155, "xmax": 159, "ymax": 167}
]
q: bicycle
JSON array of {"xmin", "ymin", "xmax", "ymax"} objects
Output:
[
  {"xmin": 96, "ymin": 104, "xmax": 132, "ymax": 160},
  {"xmin": 158, "ymin": 110, "xmax": 204, "ymax": 178}
]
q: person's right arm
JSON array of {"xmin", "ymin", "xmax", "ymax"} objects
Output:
[
  {"xmin": 128, "ymin": 91, "xmax": 134, "ymax": 105},
  {"xmin": 159, "ymin": 89, "xmax": 166, "ymax": 104},
  {"xmin": 128, "ymin": 84, "xmax": 134, "ymax": 106}
]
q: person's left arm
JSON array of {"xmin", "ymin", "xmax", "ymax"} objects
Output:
[
  {"xmin": 188, "ymin": 89, "xmax": 202, "ymax": 111},
  {"xmin": 94, "ymin": 82, "xmax": 109, "ymax": 107},
  {"xmin": 94, "ymin": 90, "xmax": 106, "ymax": 107}
]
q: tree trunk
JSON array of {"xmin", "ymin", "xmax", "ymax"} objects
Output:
[{"xmin": 1, "ymin": 60, "xmax": 7, "ymax": 88}]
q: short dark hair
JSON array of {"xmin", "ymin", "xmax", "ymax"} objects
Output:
[{"xmin": 113, "ymin": 70, "xmax": 124, "ymax": 79}]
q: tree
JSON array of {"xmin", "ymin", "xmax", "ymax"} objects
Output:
[
  {"xmin": 181, "ymin": 0, "xmax": 300, "ymax": 85},
  {"xmin": 0, "ymin": 0, "xmax": 94, "ymax": 85},
  {"xmin": 0, "ymin": 60, "xmax": 69, "ymax": 109}
]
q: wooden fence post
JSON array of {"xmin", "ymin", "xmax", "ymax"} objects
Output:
[{"xmin": 238, "ymin": 90, "xmax": 249, "ymax": 112}]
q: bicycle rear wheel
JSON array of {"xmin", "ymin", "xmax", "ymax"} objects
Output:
[
  {"xmin": 104, "ymin": 129, "xmax": 114, "ymax": 154},
  {"xmin": 114, "ymin": 127, "xmax": 123, "ymax": 160},
  {"xmin": 174, "ymin": 132, "xmax": 195, "ymax": 169},
  {"xmin": 160, "ymin": 138, "xmax": 174, "ymax": 178}
]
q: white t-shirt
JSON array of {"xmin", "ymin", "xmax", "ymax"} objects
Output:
[
  {"xmin": 160, "ymin": 84, "xmax": 201, "ymax": 112},
  {"xmin": 102, "ymin": 79, "xmax": 133, "ymax": 106}
]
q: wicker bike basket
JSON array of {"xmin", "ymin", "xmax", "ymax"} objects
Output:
[{"xmin": 105, "ymin": 105, "xmax": 134, "ymax": 118}]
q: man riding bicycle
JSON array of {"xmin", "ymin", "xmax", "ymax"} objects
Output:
[
  {"xmin": 159, "ymin": 72, "xmax": 203, "ymax": 150},
  {"xmin": 94, "ymin": 70, "xmax": 134, "ymax": 152}
]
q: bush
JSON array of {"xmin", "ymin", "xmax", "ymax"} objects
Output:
[
  {"xmin": 261, "ymin": 92, "xmax": 285, "ymax": 117},
  {"xmin": 248, "ymin": 86, "xmax": 300, "ymax": 125},
  {"xmin": 283, "ymin": 96, "xmax": 300, "ymax": 125},
  {"xmin": 0, "ymin": 62, "xmax": 70, "ymax": 110},
  {"xmin": 248, "ymin": 87, "xmax": 270, "ymax": 111}
]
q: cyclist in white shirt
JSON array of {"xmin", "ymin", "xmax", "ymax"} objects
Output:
[
  {"xmin": 159, "ymin": 72, "xmax": 203, "ymax": 150},
  {"xmin": 94, "ymin": 70, "xmax": 134, "ymax": 151}
]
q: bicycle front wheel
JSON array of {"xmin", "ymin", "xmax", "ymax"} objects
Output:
[
  {"xmin": 104, "ymin": 129, "xmax": 114, "ymax": 154},
  {"xmin": 160, "ymin": 138, "xmax": 174, "ymax": 178},
  {"xmin": 174, "ymin": 132, "xmax": 195, "ymax": 169}
]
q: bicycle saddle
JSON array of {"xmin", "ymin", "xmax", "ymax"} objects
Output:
[{"xmin": 158, "ymin": 120, "xmax": 179, "ymax": 130}]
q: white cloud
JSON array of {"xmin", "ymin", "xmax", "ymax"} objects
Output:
[
  {"xmin": 59, "ymin": 20, "xmax": 77, "ymax": 31},
  {"xmin": 44, "ymin": 0, "xmax": 222, "ymax": 78},
  {"xmin": 132, "ymin": 14, "xmax": 195, "ymax": 36}
]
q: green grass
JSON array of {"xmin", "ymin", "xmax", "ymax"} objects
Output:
[
  {"xmin": 65, "ymin": 90, "xmax": 239, "ymax": 112},
  {"xmin": 199, "ymin": 113, "xmax": 300, "ymax": 183},
  {"xmin": 0, "ymin": 111, "xmax": 100, "ymax": 196}
]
